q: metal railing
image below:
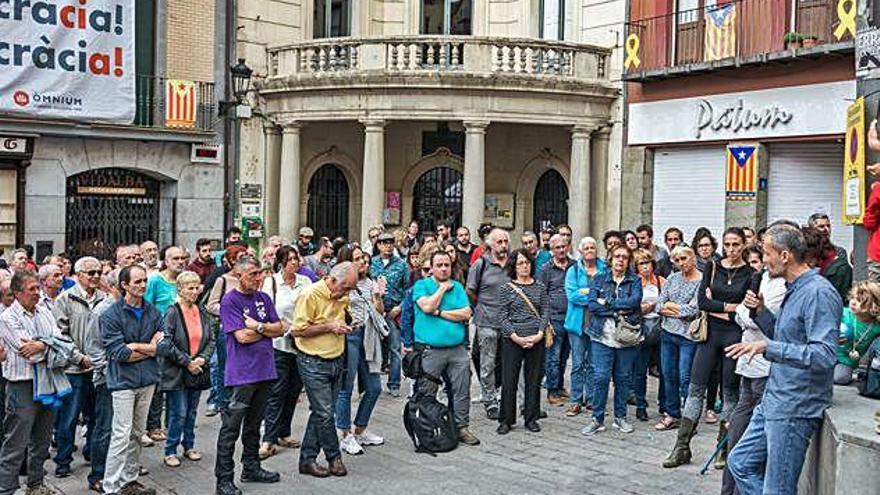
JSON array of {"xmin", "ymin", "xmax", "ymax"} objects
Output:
[
  {"xmin": 134, "ymin": 75, "xmax": 216, "ymax": 131},
  {"xmin": 624, "ymin": 0, "xmax": 854, "ymax": 74},
  {"xmin": 267, "ymin": 35, "xmax": 609, "ymax": 81}
]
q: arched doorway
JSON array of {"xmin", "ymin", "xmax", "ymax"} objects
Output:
[
  {"xmin": 307, "ymin": 164, "xmax": 350, "ymax": 239},
  {"xmin": 66, "ymin": 168, "xmax": 161, "ymax": 259},
  {"xmin": 412, "ymin": 166, "xmax": 462, "ymax": 233},
  {"xmin": 532, "ymin": 169, "xmax": 568, "ymax": 231}
]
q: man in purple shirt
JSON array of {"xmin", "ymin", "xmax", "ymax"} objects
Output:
[{"xmin": 215, "ymin": 256, "xmax": 286, "ymax": 495}]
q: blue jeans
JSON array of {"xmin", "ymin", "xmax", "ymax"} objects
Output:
[
  {"xmin": 165, "ymin": 389, "xmax": 201, "ymax": 456},
  {"xmin": 386, "ymin": 317, "xmax": 401, "ymax": 390},
  {"xmin": 544, "ymin": 319, "xmax": 569, "ymax": 394},
  {"xmin": 335, "ymin": 330, "xmax": 381, "ymax": 430},
  {"xmin": 634, "ymin": 318, "xmax": 664, "ymax": 410},
  {"xmin": 590, "ymin": 340, "xmax": 638, "ymax": 423},
  {"xmin": 88, "ymin": 383, "xmax": 112, "ymax": 485},
  {"xmin": 728, "ymin": 404, "xmax": 821, "ymax": 495},
  {"xmin": 54, "ymin": 373, "xmax": 95, "ymax": 468},
  {"xmin": 298, "ymin": 354, "xmax": 344, "ymax": 465},
  {"xmin": 567, "ymin": 331, "xmax": 593, "ymax": 405},
  {"xmin": 660, "ymin": 331, "xmax": 698, "ymax": 418},
  {"xmin": 209, "ymin": 327, "xmax": 228, "ymax": 411}
]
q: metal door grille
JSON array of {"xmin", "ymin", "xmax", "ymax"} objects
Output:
[
  {"xmin": 66, "ymin": 168, "xmax": 160, "ymax": 260},
  {"xmin": 412, "ymin": 166, "xmax": 462, "ymax": 233},
  {"xmin": 307, "ymin": 164, "xmax": 349, "ymax": 240},
  {"xmin": 532, "ymin": 169, "xmax": 568, "ymax": 231}
]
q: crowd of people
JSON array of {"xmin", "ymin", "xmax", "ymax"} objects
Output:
[{"xmin": 0, "ymin": 211, "xmax": 869, "ymax": 495}]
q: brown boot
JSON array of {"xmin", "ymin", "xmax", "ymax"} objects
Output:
[
  {"xmin": 328, "ymin": 457, "xmax": 347, "ymax": 477},
  {"xmin": 662, "ymin": 418, "xmax": 696, "ymax": 468},
  {"xmin": 714, "ymin": 421, "xmax": 729, "ymax": 470}
]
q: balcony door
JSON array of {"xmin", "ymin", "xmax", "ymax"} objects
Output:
[
  {"xmin": 314, "ymin": 0, "xmax": 351, "ymax": 38},
  {"xmin": 539, "ymin": 0, "xmax": 564, "ymax": 40},
  {"xmin": 422, "ymin": 0, "xmax": 472, "ymax": 35},
  {"xmin": 674, "ymin": 0, "xmax": 707, "ymax": 64}
]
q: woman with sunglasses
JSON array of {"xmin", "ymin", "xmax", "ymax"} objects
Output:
[
  {"xmin": 664, "ymin": 227, "xmax": 754, "ymax": 469},
  {"xmin": 693, "ymin": 230, "xmax": 721, "ymax": 273},
  {"xmin": 581, "ymin": 244, "xmax": 643, "ymax": 436},
  {"xmin": 654, "ymin": 246, "xmax": 702, "ymax": 431},
  {"xmin": 334, "ymin": 245, "xmax": 387, "ymax": 455}
]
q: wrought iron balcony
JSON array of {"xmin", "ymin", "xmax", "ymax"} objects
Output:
[
  {"xmin": 624, "ymin": 0, "xmax": 855, "ymax": 81},
  {"xmin": 266, "ymin": 35, "xmax": 610, "ymax": 83},
  {"xmin": 134, "ymin": 75, "xmax": 217, "ymax": 132}
]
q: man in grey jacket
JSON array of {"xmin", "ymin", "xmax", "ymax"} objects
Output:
[{"xmin": 51, "ymin": 256, "xmax": 106, "ymax": 478}]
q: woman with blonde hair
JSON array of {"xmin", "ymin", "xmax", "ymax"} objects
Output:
[
  {"xmin": 633, "ymin": 248, "xmax": 665, "ymax": 422},
  {"xmin": 835, "ymin": 281, "xmax": 880, "ymax": 385}
]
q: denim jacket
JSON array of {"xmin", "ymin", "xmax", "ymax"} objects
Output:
[
  {"xmin": 369, "ymin": 255, "xmax": 411, "ymax": 309},
  {"xmin": 585, "ymin": 270, "xmax": 643, "ymax": 341},
  {"xmin": 564, "ymin": 258, "xmax": 607, "ymax": 335}
]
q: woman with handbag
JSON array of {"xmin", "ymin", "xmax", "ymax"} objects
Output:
[
  {"xmin": 663, "ymin": 227, "xmax": 753, "ymax": 469},
  {"xmin": 653, "ymin": 246, "xmax": 702, "ymax": 431},
  {"xmin": 157, "ymin": 271, "xmax": 216, "ymax": 467},
  {"xmin": 633, "ymin": 249, "xmax": 665, "ymax": 422},
  {"xmin": 581, "ymin": 244, "xmax": 643, "ymax": 436},
  {"xmin": 497, "ymin": 248, "xmax": 549, "ymax": 434},
  {"xmin": 259, "ymin": 245, "xmax": 312, "ymax": 459},
  {"xmin": 334, "ymin": 245, "xmax": 387, "ymax": 455}
]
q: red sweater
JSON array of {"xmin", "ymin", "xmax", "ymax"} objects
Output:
[{"xmin": 863, "ymin": 183, "xmax": 880, "ymax": 262}]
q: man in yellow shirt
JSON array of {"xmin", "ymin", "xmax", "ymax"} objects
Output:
[{"xmin": 293, "ymin": 262, "xmax": 358, "ymax": 479}]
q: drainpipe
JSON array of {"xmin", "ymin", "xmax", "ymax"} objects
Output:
[{"xmin": 222, "ymin": 0, "xmax": 236, "ymax": 235}]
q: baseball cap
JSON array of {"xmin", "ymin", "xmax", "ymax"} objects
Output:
[{"xmin": 299, "ymin": 227, "xmax": 314, "ymax": 237}]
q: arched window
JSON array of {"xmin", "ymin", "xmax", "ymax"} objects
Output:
[
  {"xmin": 66, "ymin": 168, "xmax": 161, "ymax": 260},
  {"xmin": 532, "ymin": 169, "xmax": 568, "ymax": 231},
  {"xmin": 307, "ymin": 164, "xmax": 349, "ymax": 239},
  {"xmin": 412, "ymin": 167, "xmax": 462, "ymax": 233}
]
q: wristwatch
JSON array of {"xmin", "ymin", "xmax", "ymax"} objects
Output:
[
  {"xmin": 434, "ymin": 308, "xmax": 442, "ymax": 317},
  {"xmin": 256, "ymin": 322, "xmax": 265, "ymax": 335}
]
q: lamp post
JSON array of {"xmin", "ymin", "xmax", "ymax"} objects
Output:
[
  {"xmin": 220, "ymin": 58, "xmax": 253, "ymax": 115},
  {"xmin": 222, "ymin": 58, "xmax": 253, "ymax": 238}
]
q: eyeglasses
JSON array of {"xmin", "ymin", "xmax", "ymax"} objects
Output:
[
  {"xmin": 83, "ymin": 270, "xmax": 102, "ymax": 277},
  {"xmin": 612, "ymin": 254, "xmax": 630, "ymax": 260},
  {"xmin": 171, "ymin": 256, "xmax": 188, "ymax": 261},
  {"xmin": 421, "ymin": 267, "xmax": 432, "ymax": 273},
  {"xmin": 515, "ymin": 260, "xmax": 531, "ymax": 266},
  {"xmin": 637, "ymin": 261, "xmax": 652, "ymax": 266},
  {"xmin": 379, "ymin": 240, "xmax": 394, "ymax": 245}
]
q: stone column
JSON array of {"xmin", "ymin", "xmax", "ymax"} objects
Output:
[
  {"xmin": 569, "ymin": 125, "xmax": 593, "ymax": 242},
  {"xmin": 591, "ymin": 127, "xmax": 611, "ymax": 237},
  {"xmin": 462, "ymin": 121, "xmax": 489, "ymax": 235},
  {"xmin": 263, "ymin": 125, "xmax": 282, "ymax": 238},
  {"xmin": 360, "ymin": 119, "xmax": 386, "ymax": 242},
  {"xmin": 278, "ymin": 123, "xmax": 302, "ymax": 242}
]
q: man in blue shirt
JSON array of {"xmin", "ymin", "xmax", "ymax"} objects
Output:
[
  {"xmin": 411, "ymin": 251, "xmax": 479, "ymax": 446},
  {"xmin": 370, "ymin": 232, "xmax": 410, "ymax": 396},
  {"xmin": 725, "ymin": 224, "xmax": 843, "ymax": 495}
]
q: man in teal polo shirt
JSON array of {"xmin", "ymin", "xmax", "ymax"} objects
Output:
[{"xmin": 411, "ymin": 250, "xmax": 480, "ymax": 446}]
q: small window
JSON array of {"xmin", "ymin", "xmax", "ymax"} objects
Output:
[
  {"xmin": 314, "ymin": 0, "xmax": 351, "ymax": 38},
  {"xmin": 422, "ymin": 0, "xmax": 472, "ymax": 35},
  {"xmin": 539, "ymin": 0, "xmax": 564, "ymax": 40}
]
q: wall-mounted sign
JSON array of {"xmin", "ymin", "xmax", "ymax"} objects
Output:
[
  {"xmin": 0, "ymin": 137, "xmax": 29, "ymax": 156},
  {"xmin": 843, "ymin": 97, "xmax": 865, "ymax": 224},
  {"xmin": 191, "ymin": 144, "xmax": 222, "ymax": 164},
  {"xmin": 628, "ymin": 81, "xmax": 855, "ymax": 145},
  {"xmin": 74, "ymin": 169, "xmax": 148, "ymax": 196},
  {"xmin": 383, "ymin": 191, "xmax": 401, "ymax": 225},
  {"xmin": 483, "ymin": 194, "xmax": 514, "ymax": 229},
  {"xmin": 240, "ymin": 183, "xmax": 262, "ymax": 199}
]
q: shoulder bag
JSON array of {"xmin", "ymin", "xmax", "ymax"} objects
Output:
[
  {"xmin": 688, "ymin": 262, "xmax": 715, "ymax": 343},
  {"xmin": 507, "ymin": 283, "xmax": 554, "ymax": 348},
  {"xmin": 612, "ymin": 280, "xmax": 643, "ymax": 346},
  {"xmin": 175, "ymin": 304, "xmax": 212, "ymax": 390}
]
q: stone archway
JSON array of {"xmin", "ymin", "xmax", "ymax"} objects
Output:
[
  {"xmin": 400, "ymin": 147, "xmax": 464, "ymax": 227},
  {"xmin": 514, "ymin": 149, "xmax": 569, "ymax": 233},
  {"xmin": 301, "ymin": 146, "xmax": 362, "ymax": 240}
]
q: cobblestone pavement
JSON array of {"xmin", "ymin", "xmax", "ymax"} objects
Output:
[{"xmin": 45, "ymin": 379, "xmax": 722, "ymax": 495}]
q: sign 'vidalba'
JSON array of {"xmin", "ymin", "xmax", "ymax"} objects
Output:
[{"xmin": 0, "ymin": 0, "xmax": 135, "ymax": 123}]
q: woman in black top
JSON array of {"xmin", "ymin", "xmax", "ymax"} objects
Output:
[
  {"xmin": 497, "ymin": 248, "xmax": 549, "ymax": 435},
  {"xmin": 664, "ymin": 227, "xmax": 754, "ymax": 469}
]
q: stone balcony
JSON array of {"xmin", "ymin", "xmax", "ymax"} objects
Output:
[{"xmin": 258, "ymin": 35, "xmax": 618, "ymax": 125}]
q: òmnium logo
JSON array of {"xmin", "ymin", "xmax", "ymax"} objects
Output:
[
  {"xmin": 31, "ymin": 92, "xmax": 84, "ymax": 111},
  {"xmin": 13, "ymin": 91, "xmax": 29, "ymax": 107}
]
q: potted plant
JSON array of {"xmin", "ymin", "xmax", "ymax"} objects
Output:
[
  {"xmin": 784, "ymin": 31, "xmax": 804, "ymax": 50},
  {"xmin": 802, "ymin": 35, "xmax": 820, "ymax": 48}
]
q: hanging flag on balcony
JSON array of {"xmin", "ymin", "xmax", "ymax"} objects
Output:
[
  {"xmin": 726, "ymin": 145, "xmax": 758, "ymax": 200},
  {"xmin": 165, "ymin": 80, "xmax": 198, "ymax": 129},
  {"xmin": 704, "ymin": 3, "xmax": 737, "ymax": 62}
]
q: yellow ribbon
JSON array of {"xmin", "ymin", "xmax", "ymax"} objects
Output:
[
  {"xmin": 834, "ymin": 0, "xmax": 857, "ymax": 40},
  {"xmin": 624, "ymin": 33, "xmax": 641, "ymax": 70}
]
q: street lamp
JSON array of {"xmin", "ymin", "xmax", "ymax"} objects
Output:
[{"xmin": 219, "ymin": 58, "xmax": 253, "ymax": 116}]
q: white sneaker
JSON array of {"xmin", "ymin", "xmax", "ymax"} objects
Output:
[
  {"xmin": 339, "ymin": 435, "xmax": 364, "ymax": 455},
  {"xmin": 355, "ymin": 431, "xmax": 385, "ymax": 446},
  {"xmin": 613, "ymin": 417, "xmax": 634, "ymax": 434}
]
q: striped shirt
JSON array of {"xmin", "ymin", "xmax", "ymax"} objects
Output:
[{"xmin": 0, "ymin": 300, "xmax": 60, "ymax": 382}]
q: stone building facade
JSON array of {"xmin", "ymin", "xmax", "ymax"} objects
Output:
[{"xmin": 235, "ymin": 0, "xmax": 627, "ymax": 244}]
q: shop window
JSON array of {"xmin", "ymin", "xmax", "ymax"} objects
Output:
[
  {"xmin": 422, "ymin": 0, "xmax": 472, "ymax": 35},
  {"xmin": 314, "ymin": 0, "xmax": 351, "ymax": 38},
  {"xmin": 539, "ymin": 0, "xmax": 564, "ymax": 40}
]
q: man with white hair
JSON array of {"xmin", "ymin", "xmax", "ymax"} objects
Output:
[
  {"xmin": 538, "ymin": 234, "xmax": 574, "ymax": 407},
  {"xmin": 37, "ymin": 264, "xmax": 64, "ymax": 312},
  {"xmin": 293, "ymin": 262, "xmax": 358, "ymax": 478},
  {"xmin": 51, "ymin": 257, "xmax": 107, "ymax": 479},
  {"xmin": 115, "ymin": 245, "xmax": 139, "ymax": 268},
  {"xmin": 9, "ymin": 249, "xmax": 28, "ymax": 273}
]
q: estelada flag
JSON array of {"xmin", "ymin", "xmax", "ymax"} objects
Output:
[
  {"xmin": 726, "ymin": 145, "xmax": 757, "ymax": 200},
  {"xmin": 165, "ymin": 80, "xmax": 197, "ymax": 128},
  {"xmin": 704, "ymin": 3, "xmax": 736, "ymax": 62}
]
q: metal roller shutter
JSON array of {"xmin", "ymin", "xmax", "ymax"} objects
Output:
[
  {"xmin": 652, "ymin": 147, "xmax": 727, "ymax": 244},
  {"xmin": 767, "ymin": 143, "xmax": 853, "ymax": 253}
]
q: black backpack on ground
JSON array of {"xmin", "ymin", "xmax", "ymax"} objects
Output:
[
  {"xmin": 402, "ymin": 353, "xmax": 458, "ymax": 456},
  {"xmin": 857, "ymin": 346, "xmax": 880, "ymax": 400}
]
